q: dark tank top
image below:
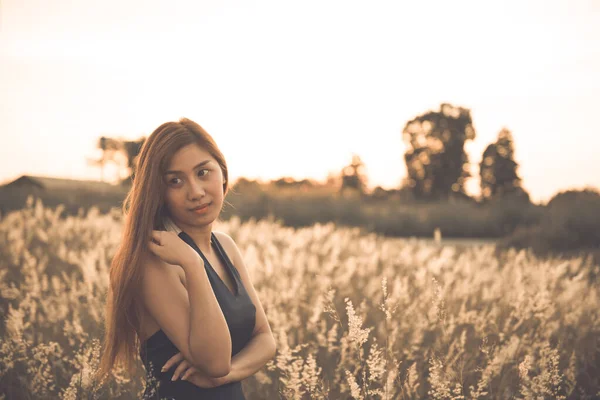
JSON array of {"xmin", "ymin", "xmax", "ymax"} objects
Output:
[{"xmin": 140, "ymin": 231, "xmax": 257, "ymax": 399}]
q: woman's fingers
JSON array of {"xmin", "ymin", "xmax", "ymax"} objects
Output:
[
  {"xmin": 162, "ymin": 352, "xmax": 184, "ymax": 372},
  {"xmin": 150, "ymin": 230, "xmax": 163, "ymax": 245},
  {"xmin": 181, "ymin": 367, "xmax": 195, "ymax": 381},
  {"xmin": 148, "ymin": 241, "xmax": 160, "ymax": 255},
  {"xmin": 172, "ymin": 360, "xmax": 191, "ymax": 381}
]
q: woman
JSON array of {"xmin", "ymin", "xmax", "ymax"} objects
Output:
[{"xmin": 95, "ymin": 118, "xmax": 276, "ymax": 399}]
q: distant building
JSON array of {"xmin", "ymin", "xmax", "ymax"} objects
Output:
[
  {"xmin": 1, "ymin": 175, "xmax": 119, "ymax": 194},
  {"xmin": 0, "ymin": 175, "xmax": 128, "ymax": 217}
]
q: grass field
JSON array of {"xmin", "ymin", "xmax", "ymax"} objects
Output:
[{"xmin": 0, "ymin": 199, "xmax": 598, "ymax": 399}]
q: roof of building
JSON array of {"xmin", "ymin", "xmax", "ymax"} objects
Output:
[{"xmin": 0, "ymin": 175, "xmax": 127, "ymax": 193}]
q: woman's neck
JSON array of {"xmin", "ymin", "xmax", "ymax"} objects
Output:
[{"xmin": 185, "ymin": 229, "xmax": 213, "ymax": 255}]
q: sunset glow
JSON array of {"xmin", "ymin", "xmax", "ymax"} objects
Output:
[{"xmin": 1, "ymin": 0, "xmax": 599, "ymax": 204}]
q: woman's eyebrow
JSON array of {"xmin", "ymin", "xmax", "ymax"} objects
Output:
[{"xmin": 164, "ymin": 160, "xmax": 211, "ymax": 175}]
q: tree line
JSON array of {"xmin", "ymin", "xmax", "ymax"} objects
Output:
[{"xmin": 90, "ymin": 103, "xmax": 533, "ymax": 204}]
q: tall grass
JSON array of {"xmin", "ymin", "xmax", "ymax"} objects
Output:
[{"xmin": 0, "ymin": 198, "xmax": 598, "ymax": 399}]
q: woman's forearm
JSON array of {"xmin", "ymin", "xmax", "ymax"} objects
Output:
[
  {"xmin": 224, "ymin": 332, "xmax": 277, "ymax": 383},
  {"xmin": 181, "ymin": 255, "xmax": 232, "ymax": 376}
]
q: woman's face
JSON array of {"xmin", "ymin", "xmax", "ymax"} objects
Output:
[{"xmin": 162, "ymin": 143, "xmax": 225, "ymax": 228}]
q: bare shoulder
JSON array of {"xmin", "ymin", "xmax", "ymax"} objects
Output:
[
  {"xmin": 139, "ymin": 250, "xmax": 185, "ymax": 286},
  {"xmin": 213, "ymin": 230, "xmax": 236, "ymax": 248},
  {"xmin": 213, "ymin": 231, "xmax": 243, "ymax": 268},
  {"xmin": 140, "ymin": 250, "xmax": 169, "ymax": 273}
]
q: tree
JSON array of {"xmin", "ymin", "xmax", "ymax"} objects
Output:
[
  {"xmin": 340, "ymin": 154, "xmax": 368, "ymax": 195},
  {"xmin": 121, "ymin": 138, "xmax": 146, "ymax": 183},
  {"xmin": 270, "ymin": 177, "xmax": 315, "ymax": 191},
  {"xmin": 87, "ymin": 136, "xmax": 146, "ymax": 184},
  {"xmin": 86, "ymin": 136, "xmax": 126, "ymax": 182},
  {"xmin": 402, "ymin": 103, "xmax": 476, "ymax": 200},
  {"xmin": 479, "ymin": 127, "xmax": 529, "ymax": 202}
]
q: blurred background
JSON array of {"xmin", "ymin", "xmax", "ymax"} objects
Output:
[
  {"xmin": 2, "ymin": 0, "xmax": 599, "ymax": 258},
  {"xmin": 1, "ymin": 1, "xmax": 600, "ymax": 399}
]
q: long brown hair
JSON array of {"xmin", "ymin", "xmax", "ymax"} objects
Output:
[{"xmin": 95, "ymin": 118, "xmax": 229, "ymax": 384}]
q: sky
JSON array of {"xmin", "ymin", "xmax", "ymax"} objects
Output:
[{"xmin": 1, "ymin": 0, "xmax": 599, "ymax": 204}]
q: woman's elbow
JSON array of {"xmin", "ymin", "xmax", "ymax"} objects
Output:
[
  {"xmin": 191, "ymin": 356, "xmax": 230, "ymax": 378},
  {"xmin": 190, "ymin": 350, "xmax": 231, "ymax": 377},
  {"xmin": 190, "ymin": 340, "xmax": 231, "ymax": 376},
  {"xmin": 269, "ymin": 336, "xmax": 277, "ymax": 359},
  {"xmin": 205, "ymin": 360, "xmax": 231, "ymax": 378}
]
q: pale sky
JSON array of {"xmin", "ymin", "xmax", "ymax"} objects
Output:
[{"xmin": 1, "ymin": 0, "xmax": 599, "ymax": 204}]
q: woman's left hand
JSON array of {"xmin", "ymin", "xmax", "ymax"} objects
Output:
[{"xmin": 163, "ymin": 352, "xmax": 229, "ymax": 388}]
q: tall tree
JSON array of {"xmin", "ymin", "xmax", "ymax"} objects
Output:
[
  {"xmin": 402, "ymin": 103, "xmax": 476, "ymax": 200},
  {"xmin": 479, "ymin": 127, "xmax": 529, "ymax": 202},
  {"xmin": 86, "ymin": 136, "xmax": 126, "ymax": 182},
  {"xmin": 340, "ymin": 154, "xmax": 368, "ymax": 194},
  {"xmin": 121, "ymin": 138, "xmax": 146, "ymax": 183},
  {"xmin": 88, "ymin": 136, "xmax": 146, "ymax": 184}
]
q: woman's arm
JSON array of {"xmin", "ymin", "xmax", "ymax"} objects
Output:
[
  {"xmin": 181, "ymin": 254, "xmax": 232, "ymax": 376},
  {"xmin": 185, "ymin": 331, "xmax": 275, "ymax": 387},
  {"xmin": 171, "ymin": 232, "xmax": 276, "ymax": 387},
  {"xmin": 142, "ymin": 234, "xmax": 232, "ymax": 379},
  {"xmin": 223, "ymin": 331, "xmax": 276, "ymax": 383},
  {"xmin": 214, "ymin": 232, "xmax": 277, "ymax": 382}
]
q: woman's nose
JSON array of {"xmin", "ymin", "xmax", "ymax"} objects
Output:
[{"xmin": 188, "ymin": 179, "xmax": 206, "ymax": 199}]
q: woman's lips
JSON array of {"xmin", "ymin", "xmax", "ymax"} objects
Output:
[{"xmin": 191, "ymin": 203, "xmax": 211, "ymax": 214}]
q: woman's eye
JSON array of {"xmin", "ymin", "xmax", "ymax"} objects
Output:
[{"xmin": 168, "ymin": 170, "xmax": 208, "ymax": 185}]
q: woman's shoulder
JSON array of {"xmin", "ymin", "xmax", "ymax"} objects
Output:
[
  {"xmin": 139, "ymin": 250, "xmax": 180, "ymax": 275},
  {"xmin": 138, "ymin": 250, "xmax": 186, "ymax": 290},
  {"xmin": 213, "ymin": 230, "xmax": 235, "ymax": 245},
  {"xmin": 139, "ymin": 250, "xmax": 162, "ymax": 268},
  {"xmin": 212, "ymin": 231, "xmax": 239, "ymax": 258}
]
